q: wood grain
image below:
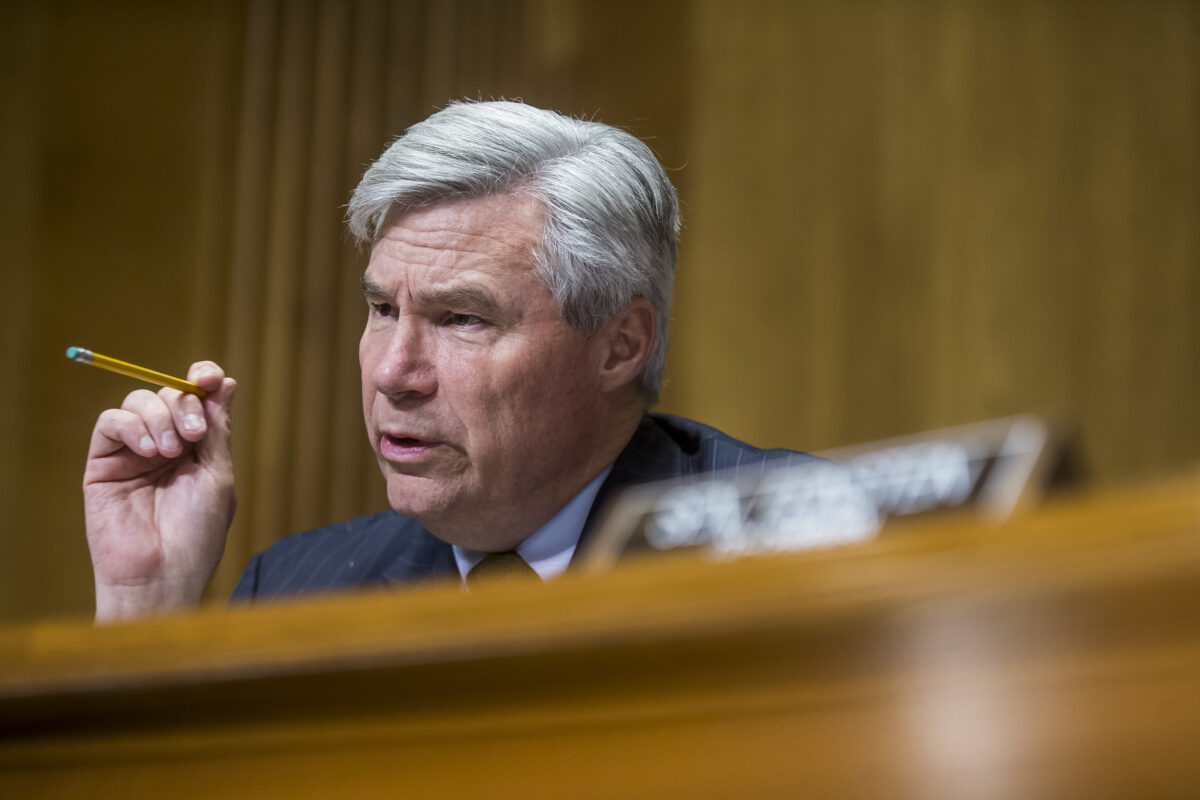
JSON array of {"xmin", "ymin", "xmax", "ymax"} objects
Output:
[{"xmin": 0, "ymin": 471, "xmax": 1197, "ymax": 797}]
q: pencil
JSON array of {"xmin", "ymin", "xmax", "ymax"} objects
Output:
[{"xmin": 66, "ymin": 347, "xmax": 207, "ymax": 397}]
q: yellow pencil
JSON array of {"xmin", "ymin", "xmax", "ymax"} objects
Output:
[{"xmin": 66, "ymin": 347, "xmax": 207, "ymax": 397}]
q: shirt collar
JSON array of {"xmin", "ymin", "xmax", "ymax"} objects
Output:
[{"xmin": 453, "ymin": 465, "xmax": 614, "ymax": 582}]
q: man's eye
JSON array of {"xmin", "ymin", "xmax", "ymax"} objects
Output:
[
  {"xmin": 447, "ymin": 312, "xmax": 485, "ymax": 327},
  {"xmin": 370, "ymin": 302, "xmax": 396, "ymax": 318}
]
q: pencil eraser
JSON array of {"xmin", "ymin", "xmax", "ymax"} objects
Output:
[{"xmin": 66, "ymin": 346, "xmax": 80, "ymax": 360}]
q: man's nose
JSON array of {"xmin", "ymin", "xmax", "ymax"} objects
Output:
[{"xmin": 371, "ymin": 319, "xmax": 437, "ymax": 399}]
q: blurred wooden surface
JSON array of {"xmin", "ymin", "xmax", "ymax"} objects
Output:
[
  {"xmin": 1, "ymin": 470, "xmax": 1197, "ymax": 798},
  {"xmin": 2, "ymin": 0, "xmax": 1196, "ymax": 624}
]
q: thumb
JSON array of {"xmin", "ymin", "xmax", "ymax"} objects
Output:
[{"xmin": 197, "ymin": 376, "xmax": 237, "ymax": 465}]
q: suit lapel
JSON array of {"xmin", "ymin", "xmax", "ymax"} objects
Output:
[{"xmin": 378, "ymin": 520, "xmax": 459, "ymax": 585}]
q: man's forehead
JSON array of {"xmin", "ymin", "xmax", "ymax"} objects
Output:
[
  {"xmin": 376, "ymin": 193, "xmax": 545, "ymax": 249},
  {"xmin": 363, "ymin": 194, "xmax": 548, "ymax": 296},
  {"xmin": 367, "ymin": 196, "xmax": 540, "ymax": 282}
]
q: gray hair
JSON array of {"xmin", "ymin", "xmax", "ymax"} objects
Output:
[{"xmin": 347, "ymin": 100, "xmax": 680, "ymax": 403}]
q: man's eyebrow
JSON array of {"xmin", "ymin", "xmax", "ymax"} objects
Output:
[
  {"xmin": 360, "ymin": 276, "xmax": 389, "ymax": 300},
  {"xmin": 417, "ymin": 286, "xmax": 501, "ymax": 316},
  {"xmin": 359, "ymin": 277, "xmax": 502, "ymax": 316}
]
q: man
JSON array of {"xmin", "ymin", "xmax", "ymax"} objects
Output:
[{"xmin": 83, "ymin": 100, "xmax": 812, "ymax": 622}]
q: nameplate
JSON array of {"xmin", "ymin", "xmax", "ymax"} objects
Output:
[{"xmin": 584, "ymin": 416, "xmax": 1060, "ymax": 569}]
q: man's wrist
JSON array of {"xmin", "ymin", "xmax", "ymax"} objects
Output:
[{"xmin": 93, "ymin": 578, "xmax": 206, "ymax": 624}]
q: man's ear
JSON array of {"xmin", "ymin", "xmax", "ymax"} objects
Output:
[{"xmin": 596, "ymin": 298, "xmax": 656, "ymax": 393}]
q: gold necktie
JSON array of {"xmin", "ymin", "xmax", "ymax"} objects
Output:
[{"xmin": 466, "ymin": 551, "xmax": 541, "ymax": 587}]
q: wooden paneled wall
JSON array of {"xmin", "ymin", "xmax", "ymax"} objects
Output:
[
  {"xmin": 673, "ymin": 0, "xmax": 1199, "ymax": 483},
  {"xmin": 1, "ymin": 0, "xmax": 1196, "ymax": 623}
]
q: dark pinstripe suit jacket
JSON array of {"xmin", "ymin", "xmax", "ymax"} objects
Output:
[{"xmin": 231, "ymin": 413, "xmax": 813, "ymax": 602}]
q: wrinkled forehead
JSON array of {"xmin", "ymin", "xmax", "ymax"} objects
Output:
[
  {"xmin": 375, "ymin": 192, "xmax": 546, "ymax": 247},
  {"xmin": 367, "ymin": 194, "xmax": 548, "ymax": 285}
]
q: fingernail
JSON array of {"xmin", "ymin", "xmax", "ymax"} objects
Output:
[
  {"xmin": 182, "ymin": 414, "xmax": 203, "ymax": 432},
  {"xmin": 139, "ymin": 436, "xmax": 155, "ymax": 452},
  {"xmin": 162, "ymin": 431, "xmax": 180, "ymax": 450}
]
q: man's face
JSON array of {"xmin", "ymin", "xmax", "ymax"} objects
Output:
[{"xmin": 359, "ymin": 193, "xmax": 611, "ymax": 550}]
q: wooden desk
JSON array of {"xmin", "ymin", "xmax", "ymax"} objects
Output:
[{"xmin": 1, "ymin": 471, "xmax": 1198, "ymax": 798}]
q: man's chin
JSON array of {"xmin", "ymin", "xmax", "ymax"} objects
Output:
[
  {"xmin": 385, "ymin": 477, "xmax": 453, "ymax": 522},
  {"xmin": 385, "ymin": 482, "xmax": 515, "ymax": 549}
]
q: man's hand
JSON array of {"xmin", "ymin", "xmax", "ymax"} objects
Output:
[{"xmin": 83, "ymin": 361, "xmax": 237, "ymax": 623}]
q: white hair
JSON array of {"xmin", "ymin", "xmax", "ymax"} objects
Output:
[{"xmin": 346, "ymin": 100, "xmax": 680, "ymax": 403}]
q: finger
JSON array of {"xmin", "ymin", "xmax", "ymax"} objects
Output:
[
  {"xmin": 89, "ymin": 407, "xmax": 159, "ymax": 459},
  {"xmin": 197, "ymin": 377, "xmax": 237, "ymax": 464},
  {"xmin": 120, "ymin": 389, "xmax": 184, "ymax": 458},
  {"xmin": 187, "ymin": 360, "xmax": 227, "ymax": 394},
  {"xmin": 158, "ymin": 384, "xmax": 207, "ymax": 443},
  {"xmin": 180, "ymin": 361, "xmax": 235, "ymax": 468}
]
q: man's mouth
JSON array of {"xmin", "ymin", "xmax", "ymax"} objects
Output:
[
  {"xmin": 388, "ymin": 435, "xmax": 427, "ymax": 445},
  {"xmin": 379, "ymin": 432, "xmax": 440, "ymax": 462}
]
